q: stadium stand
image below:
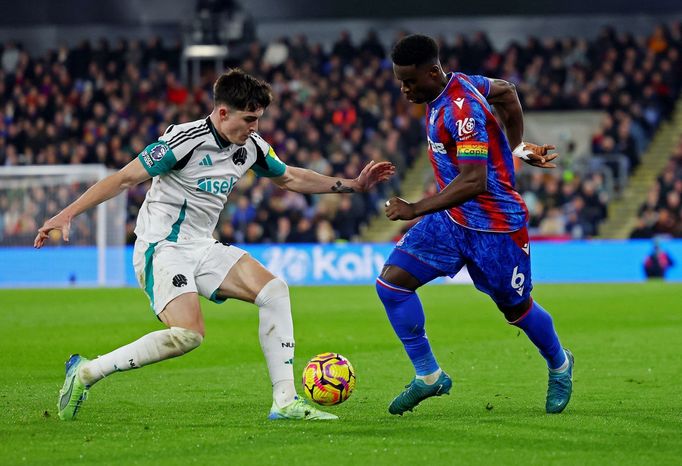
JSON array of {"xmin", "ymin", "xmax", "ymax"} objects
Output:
[
  {"xmin": 630, "ymin": 136, "xmax": 682, "ymax": 238},
  {"xmin": 1, "ymin": 21, "xmax": 681, "ymax": 243},
  {"xmin": 0, "ymin": 34, "xmax": 410, "ymax": 244}
]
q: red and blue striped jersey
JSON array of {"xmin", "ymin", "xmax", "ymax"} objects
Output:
[{"xmin": 425, "ymin": 72, "xmax": 528, "ymax": 232}]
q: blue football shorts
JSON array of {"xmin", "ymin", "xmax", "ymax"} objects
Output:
[{"xmin": 385, "ymin": 211, "xmax": 532, "ymax": 307}]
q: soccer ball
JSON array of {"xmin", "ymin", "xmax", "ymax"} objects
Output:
[{"xmin": 302, "ymin": 352, "xmax": 356, "ymax": 406}]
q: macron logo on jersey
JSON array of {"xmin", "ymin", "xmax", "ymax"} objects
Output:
[
  {"xmin": 453, "ymin": 98, "xmax": 464, "ymax": 109},
  {"xmin": 196, "ymin": 177, "xmax": 236, "ymax": 196},
  {"xmin": 199, "ymin": 154, "xmax": 213, "ymax": 166}
]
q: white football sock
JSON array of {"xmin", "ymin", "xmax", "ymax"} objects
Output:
[
  {"xmin": 78, "ymin": 327, "xmax": 203, "ymax": 386},
  {"xmin": 256, "ymin": 278, "xmax": 297, "ymax": 408},
  {"xmin": 416, "ymin": 368, "xmax": 443, "ymax": 385}
]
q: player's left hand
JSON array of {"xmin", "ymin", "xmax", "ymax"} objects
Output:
[
  {"xmin": 384, "ymin": 197, "xmax": 417, "ymax": 221},
  {"xmin": 354, "ymin": 161, "xmax": 396, "ymax": 192},
  {"xmin": 513, "ymin": 142, "xmax": 559, "ymax": 169}
]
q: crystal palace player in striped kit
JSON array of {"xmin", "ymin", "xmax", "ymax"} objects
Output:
[{"xmin": 378, "ymin": 34, "xmax": 573, "ymax": 415}]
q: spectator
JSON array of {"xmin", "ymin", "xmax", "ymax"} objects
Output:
[
  {"xmin": 315, "ymin": 219, "xmax": 336, "ymax": 244},
  {"xmin": 331, "ymin": 30, "xmax": 357, "ymax": 63},
  {"xmin": 1, "ymin": 41, "xmax": 20, "ymax": 74},
  {"xmin": 288, "ymin": 217, "xmax": 317, "ymax": 243},
  {"xmin": 632, "ymin": 137, "xmax": 682, "ymax": 238},
  {"xmin": 359, "ymin": 30, "xmax": 386, "ymax": 59},
  {"xmin": 630, "ymin": 217, "xmax": 654, "ymax": 239},
  {"xmin": 643, "ymin": 240, "xmax": 675, "ymax": 278},
  {"xmin": 232, "ymin": 195, "xmax": 256, "ymax": 241}
]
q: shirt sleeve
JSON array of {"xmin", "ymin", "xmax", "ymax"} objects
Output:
[
  {"xmin": 465, "ymin": 74, "xmax": 490, "ymax": 98},
  {"xmin": 443, "ymin": 97, "xmax": 490, "ymax": 165},
  {"xmin": 249, "ymin": 134, "xmax": 287, "ymax": 178},
  {"xmin": 137, "ymin": 141, "xmax": 178, "ymax": 177}
]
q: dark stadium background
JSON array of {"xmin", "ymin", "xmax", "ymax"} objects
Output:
[{"xmin": 1, "ymin": 0, "xmax": 681, "ymax": 286}]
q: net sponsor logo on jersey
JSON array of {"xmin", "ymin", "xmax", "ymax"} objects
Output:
[
  {"xmin": 196, "ymin": 176, "xmax": 237, "ymax": 195},
  {"xmin": 427, "ymin": 136, "xmax": 447, "ymax": 154}
]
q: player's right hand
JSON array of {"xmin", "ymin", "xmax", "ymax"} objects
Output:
[
  {"xmin": 385, "ymin": 197, "xmax": 417, "ymax": 221},
  {"xmin": 34, "ymin": 212, "xmax": 71, "ymax": 248}
]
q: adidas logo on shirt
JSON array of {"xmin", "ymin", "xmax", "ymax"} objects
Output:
[{"xmin": 199, "ymin": 154, "xmax": 213, "ymax": 166}]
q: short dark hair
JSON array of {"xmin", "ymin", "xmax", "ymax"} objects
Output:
[
  {"xmin": 213, "ymin": 69, "xmax": 273, "ymax": 111},
  {"xmin": 391, "ymin": 34, "xmax": 439, "ymax": 67}
]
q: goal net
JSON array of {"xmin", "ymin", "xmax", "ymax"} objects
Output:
[{"xmin": 0, "ymin": 165, "xmax": 127, "ymax": 287}]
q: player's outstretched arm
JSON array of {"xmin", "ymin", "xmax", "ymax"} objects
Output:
[
  {"xmin": 486, "ymin": 79, "xmax": 558, "ymax": 169},
  {"xmin": 271, "ymin": 160, "xmax": 395, "ymax": 194},
  {"xmin": 34, "ymin": 158, "xmax": 151, "ymax": 248}
]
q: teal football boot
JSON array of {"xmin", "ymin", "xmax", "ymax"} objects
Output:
[
  {"xmin": 388, "ymin": 371, "xmax": 452, "ymax": 415},
  {"xmin": 546, "ymin": 349, "xmax": 574, "ymax": 414}
]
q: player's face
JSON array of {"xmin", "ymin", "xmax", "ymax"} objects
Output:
[
  {"xmin": 393, "ymin": 63, "xmax": 441, "ymax": 104},
  {"xmin": 218, "ymin": 106, "xmax": 264, "ymax": 145}
]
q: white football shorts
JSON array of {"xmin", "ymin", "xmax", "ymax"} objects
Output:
[{"xmin": 132, "ymin": 238, "xmax": 247, "ymax": 315}]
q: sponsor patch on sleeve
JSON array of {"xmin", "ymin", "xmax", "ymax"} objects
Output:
[{"xmin": 138, "ymin": 141, "xmax": 175, "ymax": 176}]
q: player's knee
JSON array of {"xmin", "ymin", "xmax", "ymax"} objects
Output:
[
  {"xmin": 497, "ymin": 298, "xmax": 532, "ymax": 322},
  {"xmin": 169, "ymin": 326, "xmax": 203, "ymax": 354},
  {"xmin": 379, "ymin": 265, "xmax": 420, "ymax": 291},
  {"xmin": 254, "ymin": 277, "xmax": 289, "ymax": 307},
  {"xmin": 376, "ymin": 278, "xmax": 414, "ymax": 304}
]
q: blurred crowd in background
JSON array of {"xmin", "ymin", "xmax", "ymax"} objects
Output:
[
  {"xmin": 631, "ymin": 136, "xmax": 682, "ymax": 238},
  {"xmin": 1, "ymin": 20, "xmax": 682, "ymax": 244}
]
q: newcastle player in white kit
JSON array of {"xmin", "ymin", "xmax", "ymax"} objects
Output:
[{"xmin": 35, "ymin": 69, "xmax": 395, "ymax": 421}]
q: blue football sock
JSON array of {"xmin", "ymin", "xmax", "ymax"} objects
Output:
[
  {"xmin": 376, "ymin": 278, "xmax": 440, "ymax": 376},
  {"xmin": 510, "ymin": 299, "xmax": 567, "ymax": 370}
]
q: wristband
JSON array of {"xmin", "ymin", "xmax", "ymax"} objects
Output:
[{"xmin": 512, "ymin": 142, "xmax": 532, "ymax": 161}]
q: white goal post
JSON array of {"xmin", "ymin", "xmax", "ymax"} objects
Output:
[{"xmin": 0, "ymin": 165, "xmax": 127, "ymax": 287}]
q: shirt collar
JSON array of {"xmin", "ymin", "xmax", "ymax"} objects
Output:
[
  {"xmin": 205, "ymin": 116, "xmax": 232, "ymax": 149},
  {"xmin": 429, "ymin": 72, "xmax": 455, "ymax": 106}
]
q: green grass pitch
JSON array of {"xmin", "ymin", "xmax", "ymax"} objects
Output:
[{"xmin": 1, "ymin": 283, "xmax": 681, "ymax": 465}]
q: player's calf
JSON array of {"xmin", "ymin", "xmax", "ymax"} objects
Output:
[
  {"xmin": 78, "ymin": 326, "xmax": 203, "ymax": 386},
  {"xmin": 57, "ymin": 327, "xmax": 203, "ymax": 421}
]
